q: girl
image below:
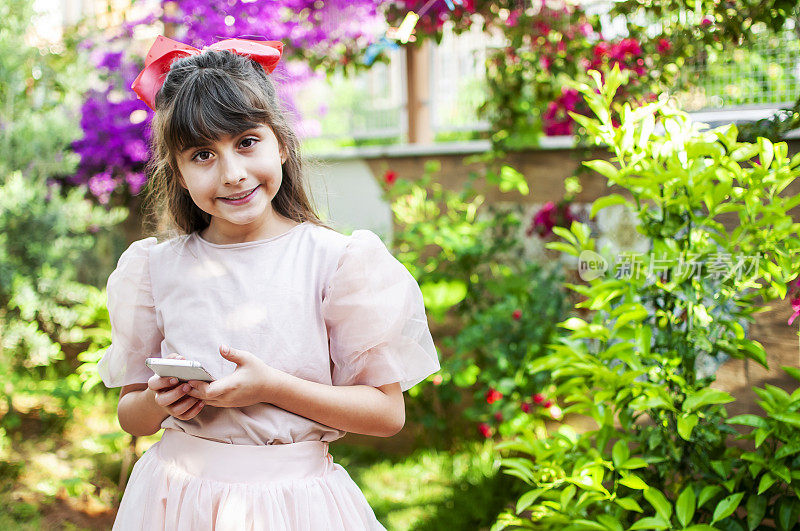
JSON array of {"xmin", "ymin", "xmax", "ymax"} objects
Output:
[{"xmin": 97, "ymin": 35, "xmax": 440, "ymax": 530}]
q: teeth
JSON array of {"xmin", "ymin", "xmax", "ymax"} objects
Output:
[{"xmin": 224, "ymin": 188, "xmax": 254, "ymax": 200}]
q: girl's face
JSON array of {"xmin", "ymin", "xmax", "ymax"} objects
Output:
[{"xmin": 175, "ymin": 124, "xmax": 289, "ymax": 242}]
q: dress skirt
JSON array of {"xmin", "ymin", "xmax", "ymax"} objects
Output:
[{"xmin": 112, "ymin": 429, "xmax": 386, "ymax": 530}]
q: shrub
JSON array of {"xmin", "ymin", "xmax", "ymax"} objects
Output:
[{"xmin": 493, "ymin": 64, "xmax": 800, "ymax": 530}]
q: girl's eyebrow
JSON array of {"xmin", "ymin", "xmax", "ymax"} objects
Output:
[{"xmin": 180, "ymin": 129, "xmax": 261, "ymax": 154}]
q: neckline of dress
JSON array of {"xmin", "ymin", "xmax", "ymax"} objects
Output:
[{"xmin": 194, "ymin": 221, "xmax": 309, "ymax": 249}]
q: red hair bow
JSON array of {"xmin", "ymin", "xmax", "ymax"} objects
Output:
[{"xmin": 131, "ymin": 35, "xmax": 284, "ymax": 111}]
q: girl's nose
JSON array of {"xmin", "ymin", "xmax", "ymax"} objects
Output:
[{"xmin": 219, "ymin": 155, "xmax": 247, "ymax": 185}]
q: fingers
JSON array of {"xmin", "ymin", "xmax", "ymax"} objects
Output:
[
  {"xmin": 152, "ymin": 382, "xmax": 205, "ymax": 420},
  {"xmin": 154, "ymin": 382, "xmax": 191, "ymax": 408},
  {"xmin": 148, "ymin": 374, "xmax": 181, "ymax": 392},
  {"xmin": 172, "ymin": 396, "xmax": 205, "ymax": 420}
]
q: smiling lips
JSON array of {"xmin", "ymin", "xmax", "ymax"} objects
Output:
[{"xmin": 220, "ymin": 186, "xmax": 258, "ymax": 200}]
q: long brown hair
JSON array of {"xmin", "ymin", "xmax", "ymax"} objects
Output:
[{"xmin": 142, "ymin": 48, "xmax": 329, "ymax": 238}]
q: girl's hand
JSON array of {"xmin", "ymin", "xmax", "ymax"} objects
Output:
[
  {"xmin": 147, "ymin": 353, "xmax": 205, "ymax": 420},
  {"xmin": 186, "ymin": 345, "xmax": 276, "ymax": 408}
]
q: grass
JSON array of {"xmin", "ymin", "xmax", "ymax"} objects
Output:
[{"xmin": 331, "ymin": 439, "xmax": 523, "ymax": 530}]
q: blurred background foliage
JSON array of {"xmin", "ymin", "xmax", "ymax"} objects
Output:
[{"xmin": 3, "ymin": 0, "xmax": 800, "ymax": 529}]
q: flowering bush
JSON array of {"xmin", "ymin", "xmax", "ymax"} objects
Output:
[
  {"xmin": 69, "ymin": 1, "xmax": 390, "ymax": 204},
  {"xmin": 493, "ymin": 64, "xmax": 800, "ymax": 530}
]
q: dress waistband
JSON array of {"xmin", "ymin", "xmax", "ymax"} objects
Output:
[{"xmin": 154, "ymin": 429, "xmax": 333, "ymax": 484}]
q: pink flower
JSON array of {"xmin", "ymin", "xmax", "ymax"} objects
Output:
[
  {"xmin": 432, "ymin": 375, "xmax": 443, "ymax": 385},
  {"xmin": 789, "ymin": 297, "xmax": 800, "ymax": 325},
  {"xmin": 521, "ymin": 402, "xmax": 531, "ymax": 413},
  {"xmin": 532, "ymin": 393, "xmax": 545, "ymax": 405},
  {"xmin": 486, "ymin": 388, "xmax": 503, "ymax": 404},
  {"xmin": 478, "ymin": 423, "xmax": 493, "ymax": 438},
  {"xmin": 578, "ymin": 22, "xmax": 593, "ymax": 37},
  {"xmin": 534, "ymin": 21, "xmax": 551, "ymax": 36},
  {"xmin": 543, "ymin": 400, "xmax": 553, "ymax": 408},
  {"xmin": 657, "ymin": 38, "xmax": 672, "ymax": 54},
  {"xmin": 539, "ymin": 55, "xmax": 552, "ymax": 71},
  {"xmin": 701, "ymin": 17, "xmax": 713, "ymax": 26},
  {"xmin": 512, "ymin": 309, "xmax": 522, "ymax": 321}
]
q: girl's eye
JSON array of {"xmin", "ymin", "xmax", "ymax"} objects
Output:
[{"xmin": 191, "ymin": 137, "xmax": 258, "ymax": 162}]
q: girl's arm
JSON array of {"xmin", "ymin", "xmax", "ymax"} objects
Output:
[
  {"xmin": 117, "ymin": 359, "xmax": 206, "ymax": 436},
  {"xmin": 118, "ymin": 383, "xmax": 169, "ymax": 436},
  {"xmin": 269, "ymin": 376, "xmax": 405, "ymax": 438},
  {"xmin": 185, "ymin": 346, "xmax": 406, "ymax": 437}
]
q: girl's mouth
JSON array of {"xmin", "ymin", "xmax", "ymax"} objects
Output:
[{"xmin": 219, "ymin": 186, "xmax": 259, "ymax": 205}]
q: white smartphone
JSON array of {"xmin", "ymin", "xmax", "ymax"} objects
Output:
[{"xmin": 145, "ymin": 358, "xmax": 215, "ymax": 382}]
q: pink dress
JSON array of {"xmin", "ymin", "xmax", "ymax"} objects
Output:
[{"xmin": 97, "ymin": 221, "xmax": 440, "ymax": 530}]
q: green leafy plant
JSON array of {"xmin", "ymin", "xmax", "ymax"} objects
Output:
[{"xmin": 493, "ymin": 64, "xmax": 800, "ymax": 530}]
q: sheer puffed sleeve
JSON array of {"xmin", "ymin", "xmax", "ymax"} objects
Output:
[
  {"xmin": 97, "ymin": 237, "xmax": 163, "ymax": 388},
  {"xmin": 321, "ymin": 230, "xmax": 440, "ymax": 392}
]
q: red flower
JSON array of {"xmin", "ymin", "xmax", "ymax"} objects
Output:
[
  {"xmin": 485, "ymin": 388, "xmax": 503, "ymax": 404},
  {"xmin": 657, "ymin": 38, "xmax": 672, "ymax": 54},
  {"xmin": 478, "ymin": 423, "xmax": 493, "ymax": 438},
  {"xmin": 543, "ymin": 400, "xmax": 553, "ymax": 408},
  {"xmin": 701, "ymin": 17, "xmax": 713, "ymax": 26},
  {"xmin": 521, "ymin": 402, "xmax": 531, "ymax": 413},
  {"xmin": 512, "ymin": 309, "xmax": 522, "ymax": 321},
  {"xmin": 526, "ymin": 200, "xmax": 578, "ymax": 237},
  {"xmin": 432, "ymin": 374, "xmax": 443, "ymax": 385},
  {"xmin": 383, "ymin": 170, "xmax": 397, "ymax": 186},
  {"xmin": 494, "ymin": 412, "xmax": 504, "ymax": 422},
  {"xmin": 532, "ymin": 393, "xmax": 545, "ymax": 404}
]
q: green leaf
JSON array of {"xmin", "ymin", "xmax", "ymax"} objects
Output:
[
  {"xmin": 596, "ymin": 514, "xmax": 624, "ymax": 531},
  {"xmin": 498, "ymin": 165, "xmax": 529, "ymax": 195},
  {"xmin": 676, "ymin": 485, "xmax": 696, "ymax": 528},
  {"xmin": 612, "ymin": 440, "xmax": 630, "ymax": 469},
  {"xmin": 569, "ymin": 520, "xmax": 607, "ymax": 530},
  {"xmin": 621, "ymin": 458, "xmax": 648, "ymax": 470},
  {"xmin": 643, "ymin": 488, "xmax": 673, "ymax": 522},
  {"xmin": 615, "ymin": 497, "xmax": 643, "ymax": 512},
  {"xmin": 782, "ymin": 366, "xmax": 800, "ymax": 382},
  {"xmin": 711, "ymin": 492, "xmax": 744, "ymax": 524},
  {"xmin": 620, "ymin": 475, "xmax": 648, "ymax": 490},
  {"xmin": 698, "ymin": 486, "xmax": 722, "ymax": 508},
  {"xmin": 754, "ymin": 428, "xmax": 773, "ymax": 449},
  {"xmin": 728, "ymin": 414, "xmax": 768, "ymax": 429},
  {"xmin": 584, "ymin": 159, "xmax": 620, "ymax": 181},
  {"xmin": 746, "ymin": 494, "xmax": 767, "ymax": 531},
  {"xmin": 775, "ymin": 442, "xmax": 800, "ymax": 459},
  {"xmin": 683, "ymin": 388, "xmax": 735, "ymax": 413},
  {"xmin": 777, "ymin": 498, "xmax": 799, "ymax": 531},
  {"xmin": 590, "ymin": 194, "xmax": 630, "ymax": 219},
  {"xmin": 771, "ymin": 412, "xmax": 800, "ymax": 428},
  {"xmin": 516, "ymin": 488, "xmax": 544, "ymax": 514},
  {"xmin": 678, "ymin": 414, "xmax": 699, "ymax": 440},
  {"xmin": 420, "ymin": 280, "xmax": 467, "ymax": 316},
  {"xmin": 628, "ymin": 516, "xmax": 670, "ymax": 530},
  {"xmin": 757, "ymin": 474, "xmax": 776, "ymax": 495},
  {"xmin": 758, "ymin": 137, "xmax": 774, "ymax": 169}
]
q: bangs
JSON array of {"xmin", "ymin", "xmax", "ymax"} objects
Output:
[{"xmin": 166, "ymin": 69, "xmax": 270, "ymax": 154}]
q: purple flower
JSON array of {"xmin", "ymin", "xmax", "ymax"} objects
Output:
[
  {"xmin": 88, "ymin": 171, "xmax": 118, "ymax": 204},
  {"xmin": 125, "ymin": 172, "xmax": 148, "ymax": 195},
  {"xmin": 124, "ymin": 140, "xmax": 149, "ymax": 163}
]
